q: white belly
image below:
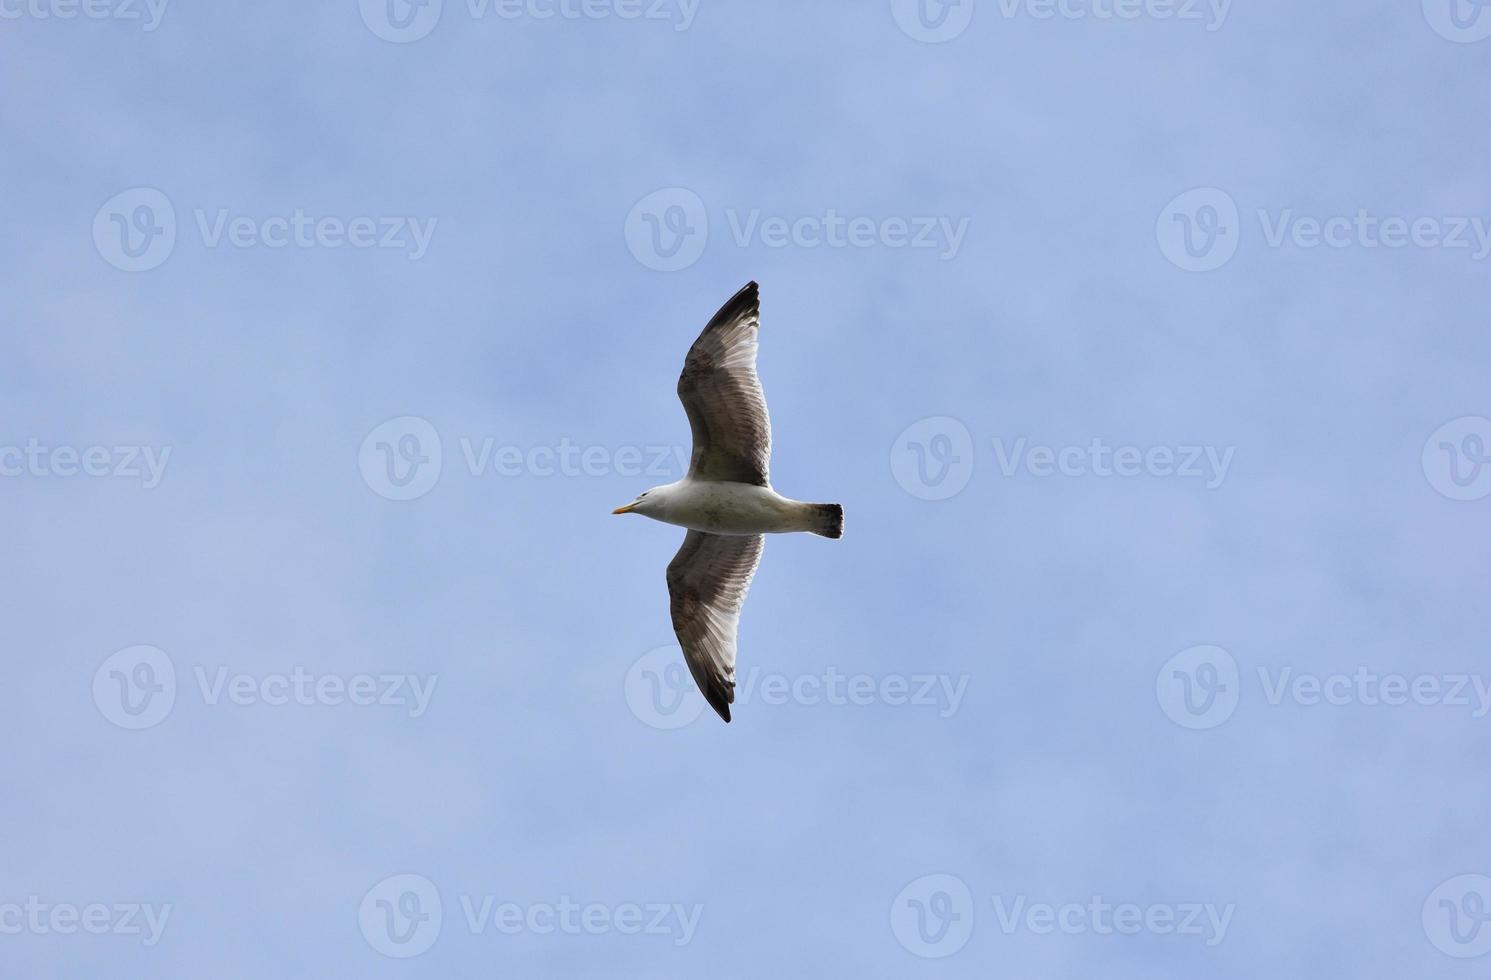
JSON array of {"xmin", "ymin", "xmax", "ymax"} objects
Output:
[{"xmin": 662, "ymin": 479, "xmax": 806, "ymax": 535}]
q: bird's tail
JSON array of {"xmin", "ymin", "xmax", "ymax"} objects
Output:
[{"xmin": 804, "ymin": 503, "xmax": 844, "ymax": 539}]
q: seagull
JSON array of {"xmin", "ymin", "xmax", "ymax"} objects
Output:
[{"xmin": 613, "ymin": 282, "xmax": 844, "ymax": 723}]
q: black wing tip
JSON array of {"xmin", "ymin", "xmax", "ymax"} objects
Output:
[
  {"xmin": 703, "ymin": 683, "xmax": 734, "ymax": 723},
  {"xmin": 706, "ymin": 281, "xmax": 760, "ymax": 331},
  {"xmin": 725, "ymin": 279, "xmax": 759, "ymax": 312}
]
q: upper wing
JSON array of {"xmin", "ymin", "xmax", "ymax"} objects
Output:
[
  {"xmin": 666, "ymin": 530, "xmax": 765, "ymax": 723},
  {"xmin": 677, "ymin": 281, "xmax": 771, "ymax": 487}
]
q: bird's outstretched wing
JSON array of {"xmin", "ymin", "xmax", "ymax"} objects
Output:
[
  {"xmin": 666, "ymin": 530, "xmax": 765, "ymax": 723},
  {"xmin": 677, "ymin": 281, "xmax": 771, "ymax": 487}
]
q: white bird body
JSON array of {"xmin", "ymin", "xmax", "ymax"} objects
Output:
[{"xmin": 622, "ymin": 478, "xmax": 828, "ymax": 536}]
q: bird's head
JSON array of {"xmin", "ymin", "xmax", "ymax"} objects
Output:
[{"xmin": 611, "ymin": 486, "xmax": 666, "ymax": 517}]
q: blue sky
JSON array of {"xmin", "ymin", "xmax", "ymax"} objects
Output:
[{"xmin": 5, "ymin": 0, "xmax": 1491, "ymax": 976}]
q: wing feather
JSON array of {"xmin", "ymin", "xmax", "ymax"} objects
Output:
[
  {"xmin": 677, "ymin": 281, "xmax": 771, "ymax": 487},
  {"xmin": 666, "ymin": 531, "xmax": 765, "ymax": 723}
]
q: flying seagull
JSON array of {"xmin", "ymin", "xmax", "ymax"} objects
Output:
[{"xmin": 613, "ymin": 282, "xmax": 844, "ymax": 723}]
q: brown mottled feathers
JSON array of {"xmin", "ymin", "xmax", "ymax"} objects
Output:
[
  {"xmin": 666, "ymin": 531, "xmax": 765, "ymax": 723},
  {"xmin": 677, "ymin": 281, "xmax": 771, "ymax": 488}
]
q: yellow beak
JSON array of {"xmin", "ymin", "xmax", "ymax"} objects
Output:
[{"xmin": 612, "ymin": 502, "xmax": 637, "ymax": 515}]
